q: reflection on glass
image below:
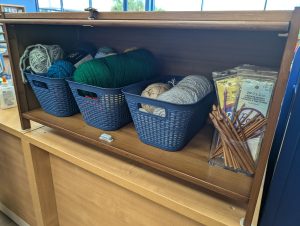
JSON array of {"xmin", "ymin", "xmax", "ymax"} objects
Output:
[
  {"xmin": 266, "ymin": 0, "xmax": 300, "ymax": 10},
  {"xmin": 155, "ymin": 0, "xmax": 201, "ymax": 11},
  {"xmin": 203, "ymin": 0, "xmax": 265, "ymax": 11}
]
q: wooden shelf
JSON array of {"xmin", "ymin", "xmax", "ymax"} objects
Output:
[
  {"xmin": 23, "ymin": 108, "xmax": 252, "ymax": 201},
  {"xmin": 0, "ymin": 19, "xmax": 289, "ymax": 31},
  {"xmin": 4, "ymin": 11, "xmax": 292, "ymax": 22}
]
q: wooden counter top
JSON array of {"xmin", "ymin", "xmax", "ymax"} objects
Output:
[
  {"xmin": 0, "ymin": 107, "xmax": 255, "ymax": 225},
  {"xmin": 0, "ymin": 107, "xmax": 42, "ymax": 137}
]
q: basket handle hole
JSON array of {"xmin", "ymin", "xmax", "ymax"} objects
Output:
[
  {"xmin": 77, "ymin": 89, "xmax": 98, "ymax": 99},
  {"xmin": 138, "ymin": 103, "xmax": 167, "ymax": 117},
  {"xmin": 32, "ymin": 80, "xmax": 48, "ymax": 89}
]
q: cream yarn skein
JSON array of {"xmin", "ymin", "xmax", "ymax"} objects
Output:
[
  {"xmin": 153, "ymin": 75, "xmax": 212, "ymax": 117},
  {"xmin": 141, "ymin": 83, "xmax": 171, "ymax": 113}
]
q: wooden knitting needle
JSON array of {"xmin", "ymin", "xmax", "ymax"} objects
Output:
[
  {"xmin": 210, "ymin": 113, "xmax": 254, "ymax": 173},
  {"xmin": 216, "ymin": 107, "xmax": 255, "ymax": 169}
]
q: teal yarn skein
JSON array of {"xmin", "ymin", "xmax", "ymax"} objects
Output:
[
  {"xmin": 47, "ymin": 60, "xmax": 75, "ymax": 78},
  {"xmin": 73, "ymin": 49, "xmax": 159, "ymax": 88}
]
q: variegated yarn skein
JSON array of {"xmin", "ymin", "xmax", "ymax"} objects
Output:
[{"xmin": 19, "ymin": 44, "xmax": 64, "ymax": 82}]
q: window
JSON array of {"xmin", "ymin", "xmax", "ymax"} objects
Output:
[
  {"xmin": 265, "ymin": 0, "xmax": 300, "ymax": 10},
  {"xmin": 38, "ymin": 0, "xmax": 61, "ymax": 11},
  {"xmin": 92, "ymin": 0, "xmax": 121, "ymax": 12},
  {"xmin": 127, "ymin": 0, "xmax": 145, "ymax": 11},
  {"xmin": 155, "ymin": 0, "xmax": 201, "ymax": 11},
  {"xmin": 37, "ymin": 0, "xmax": 300, "ymax": 12},
  {"xmin": 203, "ymin": 0, "xmax": 265, "ymax": 11},
  {"xmin": 63, "ymin": 0, "xmax": 89, "ymax": 11}
]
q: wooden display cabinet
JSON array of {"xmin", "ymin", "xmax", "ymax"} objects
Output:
[{"xmin": 1, "ymin": 9, "xmax": 299, "ymax": 225}]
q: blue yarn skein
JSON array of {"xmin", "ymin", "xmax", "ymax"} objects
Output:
[{"xmin": 47, "ymin": 60, "xmax": 75, "ymax": 78}]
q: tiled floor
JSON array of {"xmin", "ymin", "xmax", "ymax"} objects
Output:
[{"xmin": 0, "ymin": 211, "xmax": 18, "ymax": 226}]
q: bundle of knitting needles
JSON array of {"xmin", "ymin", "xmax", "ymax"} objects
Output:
[{"xmin": 209, "ymin": 105, "xmax": 268, "ymax": 174}]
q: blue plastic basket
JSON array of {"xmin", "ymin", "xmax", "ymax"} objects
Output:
[
  {"xmin": 26, "ymin": 72, "xmax": 79, "ymax": 117},
  {"xmin": 67, "ymin": 79, "xmax": 132, "ymax": 131},
  {"xmin": 122, "ymin": 76, "xmax": 214, "ymax": 151}
]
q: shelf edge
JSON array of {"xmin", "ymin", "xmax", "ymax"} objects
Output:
[{"xmin": 23, "ymin": 110, "xmax": 251, "ymax": 202}]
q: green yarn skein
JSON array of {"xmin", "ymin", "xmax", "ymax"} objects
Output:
[{"xmin": 73, "ymin": 49, "xmax": 159, "ymax": 88}]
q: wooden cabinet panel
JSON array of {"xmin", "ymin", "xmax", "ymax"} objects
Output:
[
  {"xmin": 50, "ymin": 155, "xmax": 204, "ymax": 226},
  {"xmin": 0, "ymin": 130, "xmax": 35, "ymax": 225}
]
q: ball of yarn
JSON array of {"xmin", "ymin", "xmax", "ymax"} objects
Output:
[
  {"xmin": 47, "ymin": 45, "xmax": 64, "ymax": 63},
  {"xmin": 47, "ymin": 60, "xmax": 75, "ymax": 78},
  {"xmin": 141, "ymin": 83, "xmax": 171, "ymax": 113},
  {"xmin": 73, "ymin": 48, "xmax": 159, "ymax": 88},
  {"xmin": 153, "ymin": 75, "xmax": 212, "ymax": 117},
  {"xmin": 94, "ymin": 47, "xmax": 117, "ymax": 59},
  {"xmin": 29, "ymin": 45, "xmax": 64, "ymax": 74},
  {"xmin": 28, "ymin": 47, "xmax": 50, "ymax": 74}
]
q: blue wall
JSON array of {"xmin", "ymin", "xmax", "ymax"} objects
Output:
[{"xmin": 0, "ymin": 0, "xmax": 37, "ymax": 12}]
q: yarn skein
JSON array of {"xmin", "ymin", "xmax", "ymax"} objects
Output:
[
  {"xmin": 47, "ymin": 60, "xmax": 75, "ymax": 78},
  {"xmin": 65, "ymin": 42, "xmax": 97, "ymax": 67},
  {"xmin": 19, "ymin": 44, "xmax": 64, "ymax": 82},
  {"xmin": 73, "ymin": 48, "xmax": 159, "ymax": 88},
  {"xmin": 141, "ymin": 83, "xmax": 171, "ymax": 113},
  {"xmin": 153, "ymin": 75, "xmax": 213, "ymax": 117},
  {"xmin": 94, "ymin": 47, "xmax": 117, "ymax": 59}
]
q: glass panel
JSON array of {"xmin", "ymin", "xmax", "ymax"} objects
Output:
[
  {"xmin": 266, "ymin": 0, "xmax": 300, "ymax": 10},
  {"xmin": 38, "ymin": 0, "xmax": 61, "ymax": 9},
  {"xmin": 127, "ymin": 0, "xmax": 145, "ymax": 11},
  {"xmin": 203, "ymin": 0, "xmax": 265, "ymax": 11},
  {"xmin": 39, "ymin": 8, "xmax": 62, "ymax": 12},
  {"xmin": 92, "ymin": 0, "xmax": 122, "ymax": 11},
  {"xmin": 155, "ymin": 0, "xmax": 201, "ymax": 11},
  {"xmin": 63, "ymin": 0, "xmax": 89, "ymax": 11},
  {"xmin": 0, "ymin": 43, "xmax": 7, "ymax": 54}
]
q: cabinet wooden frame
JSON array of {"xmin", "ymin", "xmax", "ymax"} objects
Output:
[{"xmin": 1, "ymin": 9, "xmax": 299, "ymax": 225}]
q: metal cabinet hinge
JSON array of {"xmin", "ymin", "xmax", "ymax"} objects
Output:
[{"xmin": 85, "ymin": 7, "xmax": 98, "ymax": 20}]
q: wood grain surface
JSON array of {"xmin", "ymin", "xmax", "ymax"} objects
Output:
[
  {"xmin": 22, "ymin": 141, "xmax": 59, "ymax": 226},
  {"xmin": 50, "ymin": 155, "xmax": 204, "ymax": 226},
  {"xmin": 3, "ymin": 11, "xmax": 293, "ymax": 22},
  {"xmin": 0, "ymin": 19, "xmax": 290, "ymax": 31},
  {"xmin": 24, "ymin": 125, "xmax": 246, "ymax": 225},
  {"xmin": 0, "ymin": 130, "xmax": 35, "ymax": 226},
  {"xmin": 0, "ymin": 108, "xmax": 42, "ymax": 137},
  {"xmin": 23, "ymin": 109, "xmax": 252, "ymax": 201}
]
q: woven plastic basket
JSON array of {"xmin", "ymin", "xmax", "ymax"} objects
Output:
[
  {"xmin": 67, "ymin": 79, "xmax": 132, "ymax": 131},
  {"xmin": 26, "ymin": 72, "xmax": 79, "ymax": 117},
  {"xmin": 122, "ymin": 76, "xmax": 214, "ymax": 151}
]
